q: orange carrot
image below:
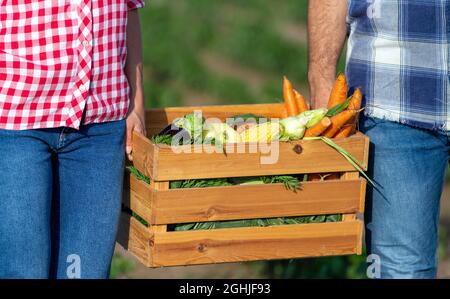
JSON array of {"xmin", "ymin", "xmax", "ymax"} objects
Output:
[
  {"xmin": 294, "ymin": 89, "xmax": 309, "ymax": 113},
  {"xmin": 309, "ymin": 174, "xmax": 322, "ymax": 181},
  {"xmin": 349, "ymin": 87, "xmax": 362, "ymax": 110},
  {"xmin": 327, "ymin": 74, "xmax": 348, "ymax": 109},
  {"xmin": 323, "ymin": 110, "xmax": 356, "ymax": 138},
  {"xmin": 304, "ymin": 117, "xmax": 331, "ymax": 137},
  {"xmin": 309, "ymin": 173, "xmax": 340, "ymax": 181},
  {"xmin": 325, "ymin": 173, "xmax": 340, "ymax": 180},
  {"xmin": 332, "ymin": 87, "xmax": 362, "ymax": 138},
  {"xmin": 283, "ymin": 76, "xmax": 300, "ymax": 116},
  {"xmin": 334, "ymin": 123, "xmax": 356, "ymax": 138}
]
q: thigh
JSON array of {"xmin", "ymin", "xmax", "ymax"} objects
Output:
[
  {"xmin": 52, "ymin": 120, "xmax": 126, "ymax": 279},
  {"xmin": 0, "ymin": 129, "xmax": 53, "ymax": 278},
  {"xmin": 360, "ymin": 117, "xmax": 449, "ymax": 278}
]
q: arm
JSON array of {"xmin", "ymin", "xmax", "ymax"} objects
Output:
[
  {"xmin": 125, "ymin": 9, "xmax": 146, "ymax": 161},
  {"xmin": 308, "ymin": 0, "xmax": 348, "ymax": 108}
]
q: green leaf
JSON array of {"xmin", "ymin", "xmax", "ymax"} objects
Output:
[
  {"xmin": 325, "ymin": 97, "xmax": 352, "ymax": 117},
  {"xmin": 173, "ymin": 223, "xmax": 196, "ymax": 231},
  {"xmin": 262, "ymin": 175, "xmax": 301, "ymax": 192},
  {"xmin": 150, "ymin": 134, "xmax": 174, "ymax": 145},
  {"xmin": 132, "ymin": 212, "xmax": 149, "ymax": 227},
  {"xmin": 304, "ymin": 136, "xmax": 376, "ymax": 187},
  {"xmin": 127, "ymin": 166, "xmax": 150, "ymax": 185}
]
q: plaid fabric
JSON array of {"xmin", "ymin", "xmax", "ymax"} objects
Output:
[
  {"xmin": 0, "ymin": 0, "xmax": 145, "ymax": 130},
  {"xmin": 346, "ymin": 0, "xmax": 450, "ymax": 132}
]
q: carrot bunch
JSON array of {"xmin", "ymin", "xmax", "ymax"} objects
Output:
[
  {"xmin": 282, "ymin": 74, "xmax": 363, "ymax": 139},
  {"xmin": 282, "ymin": 74, "xmax": 364, "ymax": 182}
]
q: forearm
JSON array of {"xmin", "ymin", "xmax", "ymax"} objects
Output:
[
  {"xmin": 308, "ymin": 0, "xmax": 347, "ymax": 108},
  {"xmin": 125, "ymin": 9, "xmax": 145, "ymax": 114}
]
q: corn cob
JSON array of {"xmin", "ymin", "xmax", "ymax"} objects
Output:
[{"xmin": 239, "ymin": 122, "xmax": 281, "ymax": 143}]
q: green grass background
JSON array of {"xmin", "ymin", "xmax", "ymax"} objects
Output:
[{"xmin": 111, "ymin": 0, "xmax": 449, "ymax": 279}]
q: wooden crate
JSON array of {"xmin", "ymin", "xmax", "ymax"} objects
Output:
[{"xmin": 117, "ymin": 103, "xmax": 369, "ymax": 268}]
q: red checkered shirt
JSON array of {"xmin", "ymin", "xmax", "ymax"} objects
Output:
[{"xmin": 0, "ymin": 0, "xmax": 145, "ymax": 130}]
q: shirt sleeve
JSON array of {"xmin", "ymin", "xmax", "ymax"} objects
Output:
[{"xmin": 127, "ymin": 0, "xmax": 145, "ymax": 10}]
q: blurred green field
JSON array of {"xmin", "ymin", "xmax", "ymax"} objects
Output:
[
  {"xmin": 140, "ymin": 0, "xmax": 335, "ymax": 108},
  {"xmin": 111, "ymin": 0, "xmax": 449, "ymax": 279}
]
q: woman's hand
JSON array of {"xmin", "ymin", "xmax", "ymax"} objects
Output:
[
  {"xmin": 124, "ymin": 9, "xmax": 145, "ymax": 161},
  {"xmin": 126, "ymin": 107, "xmax": 146, "ymax": 161}
]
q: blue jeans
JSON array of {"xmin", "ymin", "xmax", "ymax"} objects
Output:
[
  {"xmin": 360, "ymin": 116, "xmax": 449, "ymax": 279},
  {"xmin": 0, "ymin": 120, "xmax": 126, "ymax": 279}
]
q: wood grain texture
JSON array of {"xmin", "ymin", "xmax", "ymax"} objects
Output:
[
  {"xmin": 132, "ymin": 131, "xmax": 158, "ymax": 179},
  {"xmin": 355, "ymin": 218, "xmax": 364, "ymax": 255},
  {"xmin": 121, "ymin": 102, "xmax": 370, "ymax": 266},
  {"xmin": 148, "ymin": 181, "xmax": 169, "ymax": 233},
  {"xmin": 128, "ymin": 172, "xmax": 152, "ymax": 223},
  {"xmin": 151, "ymin": 220, "xmax": 363, "ymax": 267},
  {"xmin": 146, "ymin": 103, "xmax": 288, "ymax": 136},
  {"xmin": 148, "ymin": 134, "xmax": 368, "ymax": 181},
  {"xmin": 144, "ymin": 179, "xmax": 366, "ymax": 225},
  {"xmin": 341, "ymin": 171, "xmax": 366, "ymax": 222},
  {"xmin": 136, "ymin": 103, "xmax": 370, "ymax": 181}
]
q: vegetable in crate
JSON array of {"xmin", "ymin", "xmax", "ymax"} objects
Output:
[
  {"xmin": 156, "ymin": 112, "xmax": 204, "ymax": 145},
  {"xmin": 304, "ymin": 117, "xmax": 331, "ymax": 137},
  {"xmin": 327, "ymin": 73, "xmax": 348, "ymax": 109},
  {"xmin": 294, "ymin": 89, "xmax": 309, "ymax": 113},
  {"xmin": 229, "ymin": 175, "xmax": 300, "ymax": 192},
  {"xmin": 239, "ymin": 121, "xmax": 281, "ymax": 143},
  {"xmin": 283, "ymin": 76, "xmax": 300, "ymax": 116},
  {"xmin": 174, "ymin": 112, "xmax": 205, "ymax": 144},
  {"xmin": 334, "ymin": 124, "xmax": 356, "ymax": 138},
  {"xmin": 279, "ymin": 117, "xmax": 307, "ymax": 141},
  {"xmin": 323, "ymin": 110, "xmax": 357, "ymax": 138},
  {"xmin": 332, "ymin": 88, "xmax": 363, "ymax": 138},
  {"xmin": 349, "ymin": 88, "xmax": 362, "ymax": 110},
  {"xmin": 203, "ymin": 122, "xmax": 241, "ymax": 144},
  {"xmin": 299, "ymin": 108, "xmax": 328, "ymax": 128},
  {"xmin": 172, "ymin": 214, "xmax": 342, "ymax": 232}
]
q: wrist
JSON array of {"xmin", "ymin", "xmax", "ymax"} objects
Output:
[
  {"xmin": 308, "ymin": 64, "xmax": 335, "ymax": 83},
  {"xmin": 308, "ymin": 67, "xmax": 336, "ymax": 108},
  {"xmin": 128, "ymin": 94, "xmax": 145, "ymax": 118}
]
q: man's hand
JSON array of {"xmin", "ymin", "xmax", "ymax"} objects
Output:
[
  {"xmin": 126, "ymin": 108, "xmax": 146, "ymax": 161},
  {"xmin": 308, "ymin": 0, "xmax": 348, "ymax": 108},
  {"xmin": 124, "ymin": 9, "xmax": 145, "ymax": 161}
]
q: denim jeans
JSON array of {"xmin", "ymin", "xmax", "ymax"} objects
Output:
[
  {"xmin": 360, "ymin": 116, "xmax": 449, "ymax": 279},
  {"xmin": 0, "ymin": 120, "xmax": 126, "ymax": 279}
]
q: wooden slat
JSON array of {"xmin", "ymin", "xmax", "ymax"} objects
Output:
[
  {"xmin": 149, "ymin": 134, "xmax": 368, "ymax": 181},
  {"xmin": 131, "ymin": 131, "xmax": 158, "ymax": 179},
  {"xmin": 340, "ymin": 172, "xmax": 364, "ymax": 255},
  {"xmin": 151, "ymin": 220, "xmax": 363, "ymax": 267},
  {"xmin": 341, "ymin": 171, "xmax": 366, "ymax": 222},
  {"xmin": 146, "ymin": 103, "xmax": 288, "ymax": 136},
  {"xmin": 342, "ymin": 171, "xmax": 359, "ymax": 222},
  {"xmin": 128, "ymin": 172, "xmax": 152, "ymax": 222},
  {"xmin": 148, "ymin": 181, "xmax": 169, "ymax": 233},
  {"xmin": 146, "ymin": 179, "xmax": 366, "ymax": 225}
]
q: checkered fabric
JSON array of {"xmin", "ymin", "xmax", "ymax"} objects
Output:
[
  {"xmin": 346, "ymin": 0, "xmax": 450, "ymax": 132},
  {"xmin": 0, "ymin": 0, "xmax": 145, "ymax": 130}
]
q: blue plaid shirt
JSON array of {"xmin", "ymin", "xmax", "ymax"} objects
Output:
[{"xmin": 346, "ymin": 0, "xmax": 450, "ymax": 132}]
